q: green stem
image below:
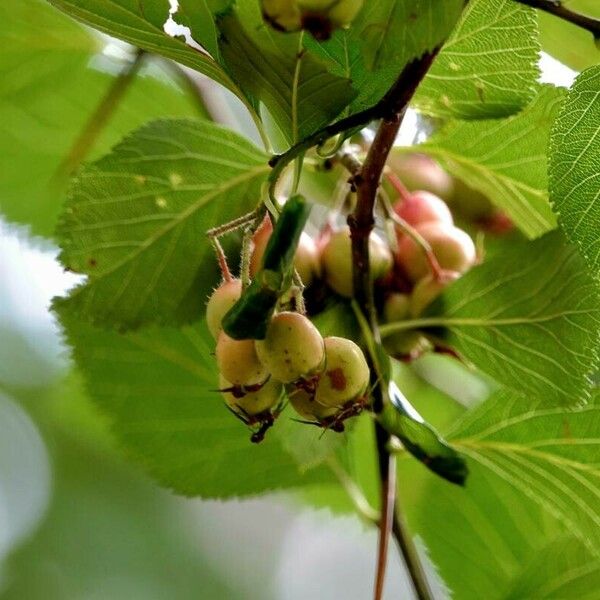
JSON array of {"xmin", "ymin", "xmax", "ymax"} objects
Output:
[{"xmin": 54, "ymin": 49, "xmax": 146, "ymax": 178}]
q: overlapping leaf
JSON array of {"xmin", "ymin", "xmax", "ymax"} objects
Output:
[
  {"xmin": 218, "ymin": 3, "xmax": 354, "ymax": 144},
  {"xmin": 47, "ymin": 0, "xmax": 250, "ymax": 110},
  {"xmin": 57, "ymin": 309, "xmax": 332, "ymax": 497},
  {"xmin": 550, "ymin": 65, "xmax": 600, "ymax": 278},
  {"xmin": 56, "ymin": 119, "xmax": 269, "ymax": 329},
  {"xmin": 416, "ymin": 85, "xmax": 564, "ymax": 238},
  {"xmin": 415, "ymin": 0, "xmax": 540, "ymax": 119},
  {"xmin": 420, "ymin": 232, "xmax": 600, "ymax": 405},
  {"xmin": 355, "ymin": 0, "xmax": 463, "ymax": 73},
  {"xmin": 0, "ymin": 0, "xmax": 200, "ymax": 237}
]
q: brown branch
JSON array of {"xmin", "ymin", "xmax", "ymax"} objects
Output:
[
  {"xmin": 514, "ymin": 0, "xmax": 600, "ymax": 38},
  {"xmin": 346, "ymin": 49, "xmax": 440, "ymax": 600}
]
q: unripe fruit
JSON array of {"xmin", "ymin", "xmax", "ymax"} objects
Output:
[
  {"xmin": 250, "ymin": 217, "xmax": 320, "ymax": 286},
  {"xmin": 393, "ymin": 191, "xmax": 453, "ymax": 228},
  {"xmin": 220, "ymin": 374, "xmax": 282, "ymax": 416},
  {"xmin": 314, "ymin": 337, "xmax": 369, "ymax": 408},
  {"xmin": 320, "ymin": 226, "xmax": 393, "ymax": 298},
  {"xmin": 383, "ymin": 293, "xmax": 410, "ymax": 323},
  {"xmin": 383, "ymin": 331, "xmax": 431, "ymax": 359},
  {"xmin": 261, "ymin": 0, "xmax": 363, "ymax": 39},
  {"xmin": 216, "ymin": 332, "xmax": 268, "ymax": 387},
  {"xmin": 206, "ymin": 279, "xmax": 243, "ymax": 339},
  {"xmin": 255, "ymin": 312, "xmax": 325, "ymax": 383},
  {"xmin": 410, "ymin": 271, "xmax": 460, "ymax": 317},
  {"xmin": 398, "ymin": 222, "xmax": 476, "ymax": 282},
  {"xmin": 388, "ymin": 153, "xmax": 454, "ymax": 201},
  {"xmin": 288, "ymin": 387, "xmax": 338, "ymax": 420}
]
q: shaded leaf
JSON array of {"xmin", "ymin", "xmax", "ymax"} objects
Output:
[
  {"xmin": 415, "ymin": 0, "xmax": 540, "ymax": 119},
  {"xmin": 416, "ymin": 85, "xmax": 564, "ymax": 238},
  {"xmin": 56, "ymin": 308, "xmax": 332, "ymax": 497},
  {"xmin": 549, "ymin": 65, "xmax": 600, "ymax": 278},
  {"xmin": 56, "ymin": 119, "xmax": 269, "ymax": 329},
  {"xmin": 422, "ymin": 232, "xmax": 600, "ymax": 405},
  {"xmin": 217, "ymin": 4, "xmax": 354, "ymax": 144}
]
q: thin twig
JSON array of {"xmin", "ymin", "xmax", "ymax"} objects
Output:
[
  {"xmin": 514, "ymin": 0, "xmax": 600, "ymax": 38},
  {"xmin": 327, "ymin": 457, "xmax": 380, "ymax": 524},
  {"xmin": 54, "ymin": 49, "xmax": 146, "ymax": 179},
  {"xmin": 345, "ymin": 49, "xmax": 441, "ymax": 600},
  {"xmin": 392, "ymin": 501, "xmax": 433, "ymax": 600}
]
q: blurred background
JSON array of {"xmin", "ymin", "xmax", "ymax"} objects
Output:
[{"xmin": 0, "ymin": 0, "xmax": 587, "ymax": 598}]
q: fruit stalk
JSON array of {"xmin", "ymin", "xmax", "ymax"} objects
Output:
[{"xmin": 348, "ymin": 52, "xmax": 440, "ymax": 600}]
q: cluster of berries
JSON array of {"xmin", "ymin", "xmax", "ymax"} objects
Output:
[{"xmin": 207, "ymin": 283, "xmax": 370, "ymax": 441}]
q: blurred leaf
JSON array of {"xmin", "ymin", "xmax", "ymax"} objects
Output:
[
  {"xmin": 2, "ymin": 385, "xmax": 236, "ymax": 600},
  {"xmin": 415, "ymin": 0, "xmax": 540, "ymax": 119},
  {"xmin": 56, "ymin": 119, "xmax": 268, "ymax": 329},
  {"xmin": 217, "ymin": 4, "xmax": 354, "ymax": 144},
  {"xmin": 379, "ymin": 382, "xmax": 467, "ymax": 485},
  {"xmin": 538, "ymin": 0, "xmax": 600, "ymax": 71},
  {"xmin": 0, "ymin": 0, "xmax": 202, "ymax": 237},
  {"xmin": 549, "ymin": 65, "xmax": 600, "ymax": 278},
  {"xmin": 504, "ymin": 535, "xmax": 600, "ymax": 599},
  {"xmin": 47, "ymin": 0, "xmax": 252, "ymax": 109},
  {"xmin": 417, "ymin": 85, "xmax": 564, "ymax": 238},
  {"xmin": 56, "ymin": 308, "xmax": 333, "ymax": 498},
  {"xmin": 424, "ymin": 232, "xmax": 600, "ymax": 406}
]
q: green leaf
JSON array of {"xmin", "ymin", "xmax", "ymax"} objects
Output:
[
  {"xmin": 0, "ymin": 0, "xmax": 201, "ymax": 237},
  {"xmin": 355, "ymin": 0, "xmax": 463, "ymax": 73},
  {"xmin": 538, "ymin": 0, "xmax": 600, "ymax": 72},
  {"xmin": 420, "ymin": 232, "xmax": 600, "ymax": 405},
  {"xmin": 379, "ymin": 382, "xmax": 467, "ymax": 485},
  {"xmin": 450, "ymin": 388, "xmax": 600, "ymax": 554},
  {"xmin": 549, "ymin": 65, "xmax": 600, "ymax": 278},
  {"xmin": 170, "ymin": 0, "xmax": 221, "ymax": 58},
  {"xmin": 416, "ymin": 85, "xmax": 564, "ymax": 239},
  {"xmin": 56, "ymin": 119, "xmax": 269, "ymax": 329},
  {"xmin": 56, "ymin": 308, "xmax": 332, "ymax": 497},
  {"xmin": 217, "ymin": 4, "xmax": 355, "ymax": 144},
  {"xmin": 47, "ymin": 0, "xmax": 252, "ymax": 111},
  {"xmin": 505, "ymin": 536, "xmax": 600, "ymax": 599},
  {"xmin": 414, "ymin": 0, "xmax": 540, "ymax": 119},
  {"xmin": 401, "ymin": 388, "xmax": 600, "ymax": 599}
]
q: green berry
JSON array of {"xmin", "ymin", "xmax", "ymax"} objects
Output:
[
  {"xmin": 206, "ymin": 279, "xmax": 242, "ymax": 339},
  {"xmin": 320, "ymin": 226, "xmax": 393, "ymax": 298},
  {"xmin": 255, "ymin": 312, "xmax": 325, "ymax": 383},
  {"xmin": 216, "ymin": 332, "xmax": 268, "ymax": 387},
  {"xmin": 410, "ymin": 271, "xmax": 460, "ymax": 317},
  {"xmin": 220, "ymin": 374, "xmax": 282, "ymax": 417},
  {"xmin": 288, "ymin": 387, "xmax": 338, "ymax": 420},
  {"xmin": 315, "ymin": 337, "xmax": 369, "ymax": 408}
]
